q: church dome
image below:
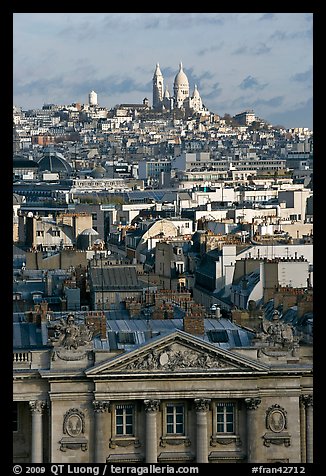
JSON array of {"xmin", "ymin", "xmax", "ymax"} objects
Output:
[
  {"xmin": 174, "ymin": 62, "xmax": 189, "ymax": 88},
  {"xmin": 80, "ymin": 228, "xmax": 99, "ymax": 236},
  {"xmin": 193, "ymin": 84, "xmax": 200, "ymax": 98},
  {"xmin": 37, "ymin": 149, "xmax": 72, "ymax": 175},
  {"xmin": 164, "ymin": 86, "xmax": 170, "ymax": 98}
]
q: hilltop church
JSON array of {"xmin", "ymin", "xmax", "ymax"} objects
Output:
[{"xmin": 152, "ymin": 62, "xmax": 209, "ymax": 116}]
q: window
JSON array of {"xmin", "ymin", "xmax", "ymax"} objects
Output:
[
  {"xmin": 36, "ymin": 230, "xmax": 44, "ymax": 237},
  {"xmin": 166, "ymin": 404, "xmax": 184, "ymax": 435},
  {"xmin": 175, "ymin": 262, "xmax": 184, "ymax": 274},
  {"xmin": 216, "ymin": 402, "xmax": 235, "ymax": 433},
  {"xmin": 116, "ymin": 405, "xmax": 134, "ymax": 436},
  {"xmin": 13, "ymin": 402, "xmax": 18, "ymax": 432}
]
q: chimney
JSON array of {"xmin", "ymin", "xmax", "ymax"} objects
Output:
[
  {"xmin": 85, "ymin": 311, "xmax": 107, "ymax": 340},
  {"xmin": 25, "ymin": 301, "xmax": 51, "ymax": 325},
  {"xmin": 183, "ymin": 310, "xmax": 205, "ymax": 336}
]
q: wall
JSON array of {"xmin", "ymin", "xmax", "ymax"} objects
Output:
[{"xmin": 26, "ymin": 250, "xmax": 88, "ymax": 270}]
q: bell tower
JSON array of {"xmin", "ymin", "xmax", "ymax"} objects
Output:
[{"xmin": 152, "ymin": 63, "xmax": 164, "ymax": 110}]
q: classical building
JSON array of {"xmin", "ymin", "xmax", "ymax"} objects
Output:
[{"xmin": 13, "ymin": 307, "xmax": 312, "ymax": 464}]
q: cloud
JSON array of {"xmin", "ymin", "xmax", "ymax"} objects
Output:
[
  {"xmin": 239, "ymin": 76, "xmax": 268, "ymax": 90},
  {"xmin": 270, "ymin": 28, "xmax": 312, "ymax": 41},
  {"xmin": 260, "ymin": 13, "xmax": 275, "ymax": 21},
  {"xmin": 14, "ymin": 74, "xmax": 151, "ymax": 105},
  {"xmin": 232, "ymin": 43, "xmax": 271, "ymax": 56},
  {"xmin": 164, "ymin": 13, "xmax": 224, "ymax": 29},
  {"xmin": 292, "ymin": 67, "xmax": 313, "ymax": 83},
  {"xmin": 197, "ymin": 43, "xmax": 224, "ymax": 56},
  {"xmin": 253, "ymin": 96, "xmax": 284, "ymax": 108},
  {"xmin": 254, "ymin": 43, "xmax": 271, "ymax": 55},
  {"xmin": 15, "ymin": 77, "xmax": 65, "ymax": 95},
  {"xmin": 203, "ymin": 82, "xmax": 223, "ymax": 100},
  {"xmin": 59, "ymin": 19, "xmax": 99, "ymax": 41},
  {"xmin": 266, "ymin": 97, "xmax": 312, "ymax": 129},
  {"xmin": 232, "ymin": 46, "xmax": 248, "ymax": 55}
]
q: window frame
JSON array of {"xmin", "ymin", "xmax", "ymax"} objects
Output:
[
  {"xmin": 160, "ymin": 401, "xmax": 190, "ymax": 448},
  {"xmin": 109, "ymin": 403, "xmax": 141, "ymax": 450},
  {"xmin": 165, "ymin": 403, "xmax": 185, "ymax": 435},
  {"xmin": 211, "ymin": 401, "xmax": 241, "ymax": 447},
  {"xmin": 215, "ymin": 401, "xmax": 236, "ymax": 434},
  {"xmin": 115, "ymin": 404, "xmax": 134, "ymax": 436}
]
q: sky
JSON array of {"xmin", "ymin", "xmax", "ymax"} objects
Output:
[{"xmin": 13, "ymin": 13, "xmax": 313, "ymax": 129}]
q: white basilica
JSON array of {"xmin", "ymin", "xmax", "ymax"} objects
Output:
[{"xmin": 153, "ymin": 62, "xmax": 208, "ymax": 115}]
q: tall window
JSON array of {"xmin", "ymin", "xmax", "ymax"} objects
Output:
[
  {"xmin": 166, "ymin": 404, "xmax": 184, "ymax": 435},
  {"xmin": 216, "ymin": 402, "xmax": 235, "ymax": 433},
  {"xmin": 115, "ymin": 405, "xmax": 134, "ymax": 436}
]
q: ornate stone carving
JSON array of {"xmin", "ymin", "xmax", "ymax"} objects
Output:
[
  {"xmin": 253, "ymin": 310, "xmax": 299, "ymax": 357},
  {"xmin": 93, "ymin": 401, "xmax": 110, "ymax": 413},
  {"xmin": 109, "ymin": 438, "xmax": 141, "ymax": 449},
  {"xmin": 210, "ymin": 435, "xmax": 242, "ymax": 447},
  {"xmin": 63, "ymin": 408, "xmax": 85, "ymax": 436},
  {"xmin": 300, "ymin": 394, "xmax": 313, "ymax": 407},
  {"xmin": 265, "ymin": 404, "xmax": 287, "ymax": 433},
  {"xmin": 263, "ymin": 433, "xmax": 291, "ymax": 447},
  {"xmin": 60, "ymin": 408, "xmax": 88, "ymax": 452},
  {"xmin": 244, "ymin": 397, "xmax": 261, "ymax": 410},
  {"xmin": 29, "ymin": 400, "xmax": 47, "ymax": 414},
  {"xmin": 194, "ymin": 398, "xmax": 211, "ymax": 412},
  {"xmin": 263, "ymin": 404, "xmax": 291, "ymax": 447},
  {"xmin": 126, "ymin": 344, "xmax": 229, "ymax": 371},
  {"xmin": 144, "ymin": 399, "xmax": 160, "ymax": 413},
  {"xmin": 50, "ymin": 314, "xmax": 93, "ymax": 351},
  {"xmin": 59, "ymin": 438, "xmax": 88, "ymax": 452},
  {"xmin": 160, "ymin": 436, "xmax": 191, "ymax": 447}
]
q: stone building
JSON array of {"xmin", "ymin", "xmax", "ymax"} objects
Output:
[
  {"xmin": 13, "ymin": 306, "xmax": 312, "ymax": 464},
  {"xmin": 152, "ymin": 63, "xmax": 208, "ymax": 115}
]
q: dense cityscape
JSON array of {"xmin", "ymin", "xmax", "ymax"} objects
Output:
[{"xmin": 13, "ymin": 56, "xmax": 313, "ymax": 465}]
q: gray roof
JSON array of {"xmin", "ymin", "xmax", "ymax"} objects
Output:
[
  {"xmin": 13, "ymin": 322, "xmax": 49, "ymax": 349},
  {"xmin": 13, "ymin": 280, "xmax": 46, "ymax": 299},
  {"xmin": 13, "ymin": 316, "xmax": 254, "ymax": 351},
  {"xmin": 101, "ymin": 317, "xmax": 254, "ymax": 351},
  {"xmin": 37, "ymin": 152, "xmax": 72, "ymax": 174},
  {"xmin": 90, "ymin": 266, "xmax": 142, "ymax": 290},
  {"xmin": 13, "ymin": 245, "xmax": 27, "ymax": 257},
  {"xmin": 13, "ymin": 158, "xmax": 39, "ymax": 168},
  {"xmin": 80, "ymin": 228, "xmax": 99, "ymax": 236}
]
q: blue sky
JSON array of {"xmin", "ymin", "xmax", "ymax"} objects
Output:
[{"xmin": 13, "ymin": 13, "xmax": 313, "ymax": 129}]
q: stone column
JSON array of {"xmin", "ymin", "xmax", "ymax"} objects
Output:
[
  {"xmin": 144, "ymin": 399, "xmax": 160, "ymax": 463},
  {"xmin": 93, "ymin": 401, "xmax": 110, "ymax": 463},
  {"xmin": 302, "ymin": 395, "xmax": 313, "ymax": 463},
  {"xmin": 194, "ymin": 398, "xmax": 211, "ymax": 463},
  {"xmin": 299, "ymin": 396, "xmax": 307, "ymax": 463},
  {"xmin": 245, "ymin": 397, "xmax": 261, "ymax": 463},
  {"xmin": 29, "ymin": 400, "xmax": 47, "ymax": 463}
]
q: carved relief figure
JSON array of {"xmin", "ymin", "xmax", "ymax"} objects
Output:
[
  {"xmin": 125, "ymin": 344, "xmax": 228, "ymax": 371},
  {"xmin": 50, "ymin": 314, "xmax": 93, "ymax": 350},
  {"xmin": 254, "ymin": 309, "xmax": 298, "ymax": 355}
]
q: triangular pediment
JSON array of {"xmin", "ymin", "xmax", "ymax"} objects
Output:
[{"xmin": 86, "ymin": 330, "xmax": 268, "ymax": 376}]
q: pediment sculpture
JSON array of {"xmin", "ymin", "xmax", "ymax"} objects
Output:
[{"xmin": 124, "ymin": 343, "xmax": 230, "ymax": 371}]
